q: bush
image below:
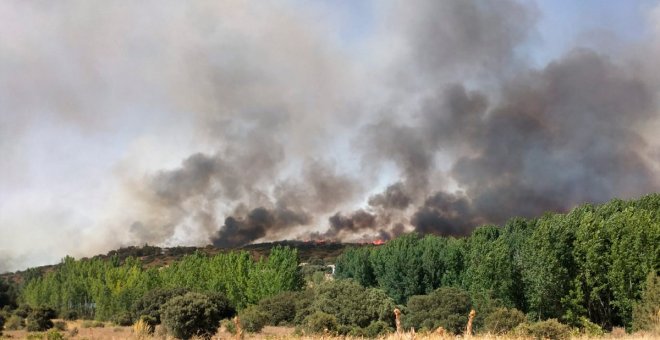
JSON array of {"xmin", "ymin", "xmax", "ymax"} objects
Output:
[
  {"xmin": 304, "ymin": 311, "xmax": 338, "ymax": 334},
  {"xmin": 5, "ymin": 314, "xmax": 25, "ymax": 330},
  {"xmin": 15, "ymin": 305, "xmax": 32, "ymax": 318},
  {"xmin": 293, "ymin": 288, "xmax": 315, "ymax": 325},
  {"xmin": 310, "ymin": 280, "xmax": 395, "ymax": 328},
  {"xmin": 45, "ymin": 329, "xmax": 65, "ymax": 340},
  {"xmin": 257, "ymin": 291, "xmax": 297, "ymax": 325},
  {"xmin": 515, "ymin": 319, "xmax": 571, "ymax": 339},
  {"xmin": 0, "ymin": 313, "xmax": 4, "ymax": 335},
  {"xmin": 363, "ymin": 320, "xmax": 393, "ymax": 338},
  {"xmin": 238, "ymin": 305, "xmax": 268, "ymax": 333},
  {"xmin": 578, "ymin": 316, "xmax": 604, "ymax": 336},
  {"xmin": 112, "ymin": 311, "xmax": 134, "ymax": 326},
  {"xmin": 161, "ymin": 292, "xmax": 224, "ymax": 340},
  {"xmin": 52, "ymin": 320, "xmax": 67, "ymax": 331},
  {"xmin": 132, "ymin": 287, "xmax": 189, "ymax": 324},
  {"xmin": 484, "ymin": 307, "xmax": 526, "ymax": 334},
  {"xmin": 26, "ymin": 308, "xmax": 54, "ymax": 332},
  {"xmin": 206, "ymin": 292, "xmax": 236, "ymax": 320},
  {"xmin": 404, "ymin": 286, "xmax": 472, "ymax": 334}
]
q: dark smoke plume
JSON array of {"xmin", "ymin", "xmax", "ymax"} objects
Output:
[
  {"xmin": 212, "ymin": 206, "xmax": 311, "ymax": 248},
  {"xmin": 368, "ymin": 182, "xmax": 412, "ymax": 210}
]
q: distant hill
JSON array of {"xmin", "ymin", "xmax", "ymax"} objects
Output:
[{"xmin": 0, "ymin": 240, "xmax": 368, "ymax": 284}]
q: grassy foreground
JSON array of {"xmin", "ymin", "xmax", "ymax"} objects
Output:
[{"xmin": 2, "ymin": 321, "xmax": 659, "ymax": 340}]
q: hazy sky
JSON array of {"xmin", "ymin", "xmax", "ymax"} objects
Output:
[{"xmin": 1, "ymin": 0, "xmax": 659, "ymax": 272}]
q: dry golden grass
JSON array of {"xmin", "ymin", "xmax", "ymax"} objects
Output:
[{"xmin": 3, "ymin": 322, "xmax": 659, "ymax": 340}]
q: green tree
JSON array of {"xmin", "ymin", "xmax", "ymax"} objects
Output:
[{"xmin": 369, "ymin": 234, "xmax": 426, "ymax": 304}]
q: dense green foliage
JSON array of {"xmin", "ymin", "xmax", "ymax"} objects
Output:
[
  {"xmin": 132, "ymin": 287, "xmax": 189, "ymax": 324},
  {"xmin": 305, "ymin": 280, "xmax": 395, "ymax": 329},
  {"xmin": 0, "ymin": 277, "xmax": 18, "ymax": 310},
  {"xmin": 7, "ymin": 194, "xmax": 659, "ymax": 336},
  {"xmin": 403, "ymin": 286, "xmax": 472, "ymax": 333},
  {"xmin": 484, "ymin": 307, "xmax": 527, "ymax": 334},
  {"xmin": 303, "ymin": 311, "xmax": 338, "ymax": 333},
  {"xmin": 336, "ymin": 194, "xmax": 660, "ymax": 329},
  {"xmin": 256, "ymin": 291, "xmax": 297, "ymax": 326},
  {"xmin": 514, "ymin": 319, "xmax": 572, "ymax": 339},
  {"xmin": 20, "ymin": 246, "xmax": 302, "ymax": 320},
  {"xmin": 238, "ymin": 305, "xmax": 268, "ymax": 333},
  {"xmin": 245, "ymin": 279, "xmax": 395, "ymax": 336},
  {"xmin": 26, "ymin": 307, "xmax": 55, "ymax": 332},
  {"xmin": 160, "ymin": 292, "xmax": 228, "ymax": 340}
]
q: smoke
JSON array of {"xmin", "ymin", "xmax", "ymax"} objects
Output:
[
  {"xmin": 212, "ymin": 206, "xmax": 311, "ymax": 248},
  {"xmin": 368, "ymin": 182, "xmax": 412, "ymax": 210},
  {"xmin": 2, "ymin": 0, "xmax": 660, "ymax": 270},
  {"xmin": 411, "ymin": 192, "xmax": 481, "ymax": 236}
]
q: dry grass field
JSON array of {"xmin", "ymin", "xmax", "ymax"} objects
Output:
[{"xmin": 2, "ymin": 321, "xmax": 659, "ymax": 340}]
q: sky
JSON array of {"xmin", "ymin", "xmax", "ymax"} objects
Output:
[{"xmin": 1, "ymin": 0, "xmax": 660, "ymax": 272}]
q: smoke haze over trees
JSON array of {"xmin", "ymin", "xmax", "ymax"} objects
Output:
[{"xmin": 1, "ymin": 0, "xmax": 660, "ymax": 271}]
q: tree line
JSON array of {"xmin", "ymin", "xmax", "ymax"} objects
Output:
[
  {"xmin": 335, "ymin": 194, "xmax": 660, "ymax": 330},
  {"xmin": 19, "ymin": 246, "xmax": 302, "ymax": 321}
]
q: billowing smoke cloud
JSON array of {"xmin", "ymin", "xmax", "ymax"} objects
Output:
[
  {"xmin": 2, "ymin": 0, "xmax": 660, "ymax": 270},
  {"xmin": 368, "ymin": 182, "xmax": 411, "ymax": 210},
  {"xmin": 411, "ymin": 191, "xmax": 480, "ymax": 236},
  {"xmin": 212, "ymin": 206, "xmax": 311, "ymax": 248}
]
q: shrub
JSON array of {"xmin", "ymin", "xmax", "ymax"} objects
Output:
[
  {"xmin": 578, "ymin": 316, "xmax": 604, "ymax": 336},
  {"xmin": 5, "ymin": 314, "xmax": 25, "ymax": 330},
  {"xmin": 238, "ymin": 305, "xmax": 268, "ymax": 333},
  {"xmin": 45, "ymin": 329, "xmax": 65, "ymax": 340},
  {"xmin": 484, "ymin": 307, "xmax": 526, "ymax": 334},
  {"xmin": 257, "ymin": 291, "xmax": 297, "ymax": 325},
  {"xmin": 26, "ymin": 308, "xmax": 54, "ymax": 332},
  {"xmin": 161, "ymin": 292, "xmax": 223, "ymax": 340},
  {"xmin": 15, "ymin": 304, "xmax": 32, "ymax": 318},
  {"xmin": 139, "ymin": 314, "xmax": 157, "ymax": 328},
  {"xmin": 304, "ymin": 311, "xmax": 338, "ymax": 334},
  {"xmin": 293, "ymin": 288, "xmax": 315, "ymax": 325},
  {"xmin": 26, "ymin": 333, "xmax": 45, "ymax": 340},
  {"xmin": 310, "ymin": 280, "xmax": 395, "ymax": 328},
  {"xmin": 112, "ymin": 311, "xmax": 134, "ymax": 326},
  {"xmin": 132, "ymin": 287, "xmax": 189, "ymax": 324},
  {"xmin": 52, "ymin": 320, "xmax": 67, "ymax": 331},
  {"xmin": 206, "ymin": 292, "xmax": 236, "ymax": 320},
  {"xmin": 404, "ymin": 286, "xmax": 472, "ymax": 334},
  {"xmin": 364, "ymin": 320, "xmax": 393, "ymax": 338},
  {"xmin": 0, "ymin": 313, "xmax": 4, "ymax": 335},
  {"xmin": 515, "ymin": 319, "xmax": 571, "ymax": 339}
]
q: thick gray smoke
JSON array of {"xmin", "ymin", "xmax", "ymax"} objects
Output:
[
  {"xmin": 2, "ymin": 0, "xmax": 660, "ymax": 269},
  {"xmin": 129, "ymin": 0, "xmax": 660, "ymax": 246}
]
